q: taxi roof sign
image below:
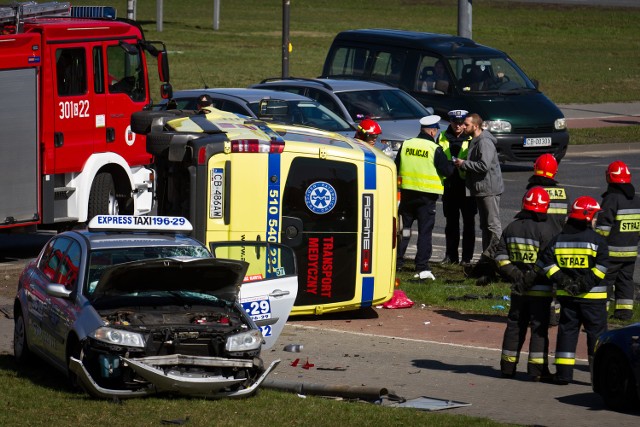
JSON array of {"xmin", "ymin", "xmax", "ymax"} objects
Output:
[{"xmin": 88, "ymin": 215, "xmax": 193, "ymax": 233}]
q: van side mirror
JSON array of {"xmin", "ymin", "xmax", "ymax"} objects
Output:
[{"xmin": 531, "ymin": 79, "xmax": 539, "ymax": 89}]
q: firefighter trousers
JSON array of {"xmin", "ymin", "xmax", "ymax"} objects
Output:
[
  {"xmin": 500, "ymin": 293, "xmax": 551, "ymax": 377},
  {"xmin": 554, "ymin": 297, "xmax": 607, "ymax": 382},
  {"xmin": 442, "ymin": 193, "xmax": 477, "ymax": 263},
  {"xmin": 603, "ymin": 260, "xmax": 636, "ymax": 319}
]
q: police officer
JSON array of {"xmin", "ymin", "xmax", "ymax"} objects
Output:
[
  {"xmin": 396, "ymin": 115, "xmax": 454, "ymax": 280},
  {"xmin": 595, "ymin": 161, "xmax": 640, "ymax": 321},
  {"xmin": 537, "ymin": 196, "xmax": 609, "ymax": 384},
  {"xmin": 496, "ymin": 187, "xmax": 556, "ymax": 381},
  {"xmin": 437, "ymin": 109, "xmax": 477, "ymax": 265}
]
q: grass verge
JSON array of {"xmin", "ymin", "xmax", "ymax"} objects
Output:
[{"xmin": 0, "ymin": 355, "xmax": 513, "ymax": 427}]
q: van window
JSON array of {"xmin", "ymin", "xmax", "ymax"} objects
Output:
[
  {"xmin": 328, "ymin": 46, "xmax": 371, "ymax": 77},
  {"xmin": 416, "ymin": 56, "xmax": 452, "ymax": 94},
  {"xmin": 371, "ymin": 52, "xmax": 405, "ymax": 85},
  {"xmin": 450, "ymin": 57, "xmax": 533, "ymax": 93}
]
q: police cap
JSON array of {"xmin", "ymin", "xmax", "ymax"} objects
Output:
[{"xmin": 419, "ymin": 115, "xmax": 441, "ymax": 128}]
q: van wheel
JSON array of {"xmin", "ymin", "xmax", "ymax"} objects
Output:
[
  {"xmin": 596, "ymin": 348, "xmax": 638, "ymax": 410},
  {"xmin": 131, "ymin": 111, "xmax": 188, "ymax": 135},
  {"xmin": 88, "ymin": 173, "xmax": 118, "ymax": 220},
  {"xmin": 14, "ymin": 310, "xmax": 32, "ymax": 365}
]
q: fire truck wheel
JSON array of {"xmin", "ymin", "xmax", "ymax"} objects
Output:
[
  {"xmin": 131, "ymin": 111, "xmax": 189, "ymax": 135},
  {"xmin": 88, "ymin": 173, "xmax": 118, "ymax": 219}
]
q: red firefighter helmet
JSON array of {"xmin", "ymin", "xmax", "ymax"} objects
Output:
[
  {"xmin": 606, "ymin": 160, "xmax": 631, "ymax": 184},
  {"xmin": 356, "ymin": 118, "xmax": 382, "ymax": 138},
  {"xmin": 533, "ymin": 154, "xmax": 558, "ymax": 178},
  {"xmin": 568, "ymin": 196, "xmax": 601, "ymax": 222},
  {"xmin": 522, "ymin": 187, "xmax": 550, "ymax": 213}
]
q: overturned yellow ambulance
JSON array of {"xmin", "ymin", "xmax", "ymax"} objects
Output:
[{"xmin": 135, "ymin": 108, "xmax": 398, "ymax": 315}]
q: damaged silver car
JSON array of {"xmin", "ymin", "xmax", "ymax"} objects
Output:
[{"xmin": 13, "ymin": 215, "xmax": 298, "ymax": 399}]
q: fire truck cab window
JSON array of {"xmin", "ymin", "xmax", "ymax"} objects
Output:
[
  {"xmin": 56, "ymin": 48, "xmax": 87, "ymax": 96},
  {"xmin": 107, "ymin": 44, "xmax": 146, "ymax": 102}
]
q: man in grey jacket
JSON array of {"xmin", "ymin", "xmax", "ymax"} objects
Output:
[{"xmin": 453, "ymin": 113, "xmax": 504, "ymax": 262}]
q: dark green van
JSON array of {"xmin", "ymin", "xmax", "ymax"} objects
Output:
[{"xmin": 321, "ymin": 29, "xmax": 569, "ymax": 162}]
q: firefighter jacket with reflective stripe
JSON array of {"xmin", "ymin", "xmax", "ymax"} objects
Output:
[
  {"xmin": 396, "ymin": 134, "xmax": 451, "ymax": 195},
  {"xmin": 536, "ymin": 221, "xmax": 609, "ymax": 299},
  {"xmin": 437, "ymin": 128, "xmax": 471, "ymax": 181},
  {"xmin": 527, "ymin": 176, "xmax": 568, "ymax": 234},
  {"xmin": 595, "ymin": 183, "xmax": 640, "ymax": 262},
  {"xmin": 495, "ymin": 211, "xmax": 557, "ymax": 297}
]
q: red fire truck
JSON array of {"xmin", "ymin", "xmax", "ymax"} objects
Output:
[{"xmin": 0, "ymin": 2, "xmax": 172, "ymax": 230}]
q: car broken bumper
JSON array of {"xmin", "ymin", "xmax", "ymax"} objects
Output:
[{"xmin": 69, "ymin": 355, "xmax": 280, "ymax": 399}]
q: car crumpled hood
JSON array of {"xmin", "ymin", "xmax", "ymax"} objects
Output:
[{"xmin": 91, "ymin": 258, "xmax": 249, "ymax": 303}]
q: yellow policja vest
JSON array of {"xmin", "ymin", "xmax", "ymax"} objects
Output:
[
  {"xmin": 398, "ymin": 137, "xmax": 444, "ymax": 195},
  {"xmin": 437, "ymin": 132, "xmax": 470, "ymax": 179}
]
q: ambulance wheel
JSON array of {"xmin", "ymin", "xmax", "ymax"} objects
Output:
[
  {"xmin": 146, "ymin": 132, "xmax": 173, "ymax": 157},
  {"xmin": 88, "ymin": 173, "xmax": 118, "ymax": 219},
  {"xmin": 131, "ymin": 111, "xmax": 187, "ymax": 135}
]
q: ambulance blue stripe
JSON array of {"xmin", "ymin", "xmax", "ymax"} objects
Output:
[
  {"xmin": 361, "ymin": 277, "xmax": 374, "ymax": 307},
  {"xmin": 265, "ymin": 153, "xmax": 281, "ymax": 270},
  {"xmin": 359, "ymin": 145, "xmax": 377, "ymax": 190}
]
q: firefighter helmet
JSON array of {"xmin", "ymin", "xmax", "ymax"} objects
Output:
[
  {"xmin": 356, "ymin": 118, "xmax": 382, "ymax": 139},
  {"xmin": 568, "ymin": 196, "xmax": 601, "ymax": 222},
  {"xmin": 522, "ymin": 187, "xmax": 550, "ymax": 214},
  {"xmin": 533, "ymin": 154, "xmax": 558, "ymax": 178},
  {"xmin": 606, "ymin": 160, "xmax": 631, "ymax": 184}
]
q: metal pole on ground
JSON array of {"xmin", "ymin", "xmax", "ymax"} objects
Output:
[
  {"xmin": 213, "ymin": 0, "xmax": 220, "ymax": 30},
  {"xmin": 458, "ymin": 0, "xmax": 472, "ymax": 39},
  {"xmin": 156, "ymin": 0, "xmax": 163, "ymax": 32},
  {"xmin": 282, "ymin": 0, "xmax": 290, "ymax": 78}
]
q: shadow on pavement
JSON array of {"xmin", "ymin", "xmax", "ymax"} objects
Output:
[{"xmin": 433, "ymin": 308, "xmax": 506, "ymax": 324}]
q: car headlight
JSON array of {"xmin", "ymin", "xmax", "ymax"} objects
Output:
[
  {"xmin": 225, "ymin": 329, "xmax": 263, "ymax": 352},
  {"xmin": 90, "ymin": 327, "xmax": 145, "ymax": 348},
  {"xmin": 483, "ymin": 120, "xmax": 512, "ymax": 133},
  {"xmin": 554, "ymin": 118, "xmax": 566, "ymax": 130}
]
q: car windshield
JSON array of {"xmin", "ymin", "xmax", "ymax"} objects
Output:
[
  {"xmin": 336, "ymin": 89, "xmax": 428, "ymax": 121},
  {"xmin": 85, "ymin": 245, "xmax": 211, "ymax": 296},
  {"xmin": 248, "ymin": 100, "xmax": 352, "ymax": 132},
  {"xmin": 448, "ymin": 56, "xmax": 536, "ymax": 93}
]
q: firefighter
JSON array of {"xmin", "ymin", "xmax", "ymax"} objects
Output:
[
  {"xmin": 526, "ymin": 153, "xmax": 570, "ymax": 326},
  {"xmin": 595, "ymin": 160, "xmax": 640, "ymax": 321},
  {"xmin": 354, "ymin": 118, "xmax": 393, "ymax": 156},
  {"xmin": 437, "ymin": 109, "xmax": 477, "ymax": 265},
  {"xmin": 537, "ymin": 196, "xmax": 609, "ymax": 385},
  {"xmin": 496, "ymin": 187, "xmax": 557, "ymax": 381},
  {"xmin": 527, "ymin": 154, "xmax": 569, "ymax": 233},
  {"xmin": 197, "ymin": 94, "xmax": 214, "ymax": 112}
]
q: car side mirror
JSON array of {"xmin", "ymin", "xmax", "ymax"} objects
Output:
[{"xmin": 46, "ymin": 283, "xmax": 73, "ymax": 299}]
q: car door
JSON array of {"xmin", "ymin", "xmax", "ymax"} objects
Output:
[{"xmin": 208, "ymin": 241, "xmax": 297, "ymax": 349}]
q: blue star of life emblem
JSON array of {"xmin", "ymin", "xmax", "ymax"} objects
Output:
[{"xmin": 305, "ymin": 181, "xmax": 337, "ymax": 214}]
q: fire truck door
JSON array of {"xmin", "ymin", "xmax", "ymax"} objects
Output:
[
  {"xmin": 104, "ymin": 41, "xmax": 149, "ymax": 165},
  {"xmin": 52, "ymin": 46, "xmax": 96, "ymax": 173}
]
